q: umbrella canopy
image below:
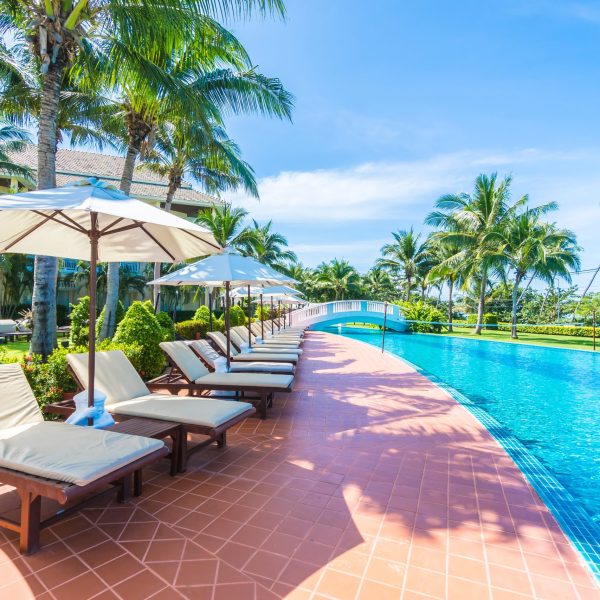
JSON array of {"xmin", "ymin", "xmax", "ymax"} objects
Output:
[
  {"xmin": 261, "ymin": 284, "xmax": 304, "ymax": 297},
  {"xmin": 148, "ymin": 247, "xmax": 294, "ymax": 287},
  {"xmin": 0, "ymin": 178, "xmax": 219, "ymax": 261},
  {"xmin": 148, "ymin": 248, "xmax": 296, "ymax": 368},
  {"xmin": 0, "ymin": 178, "xmax": 221, "ymax": 414},
  {"xmin": 230, "ymin": 286, "xmax": 262, "ymax": 299},
  {"xmin": 253, "ymin": 294, "xmax": 305, "ymax": 304}
]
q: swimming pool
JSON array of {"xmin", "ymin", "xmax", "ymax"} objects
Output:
[{"xmin": 322, "ymin": 326, "xmax": 600, "ymax": 524}]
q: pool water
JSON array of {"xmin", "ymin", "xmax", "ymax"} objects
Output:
[{"xmin": 322, "ymin": 326, "xmax": 600, "ymax": 523}]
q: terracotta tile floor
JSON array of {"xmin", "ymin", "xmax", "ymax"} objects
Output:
[{"xmin": 0, "ymin": 331, "xmax": 598, "ymax": 599}]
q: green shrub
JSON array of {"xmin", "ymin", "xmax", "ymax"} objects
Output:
[
  {"xmin": 95, "ymin": 300, "xmax": 125, "ymax": 338},
  {"xmin": 228, "ymin": 305, "xmax": 246, "ymax": 326},
  {"xmin": 174, "ymin": 319, "xmax": 209, "ymax": 340},
  {"xmin": 254, "ymin": 305, "xmax": 271, "ymax": 321},
  {"xmin": 398, "ymin": 301, "xmax": 445, "ymax": 333},
  {"xmin": 69, "ymin": 296, "xmax": 91, "ymax": 347},
  {"xmin": 193, "ymin": 306, "xmax": 211, "ymax": 322},
  {"xmin": 113, "ymin": 301, "xmax": 165, "ymax": 378},
  {"xmin": 467, "ymin": 313, "xmax": 498, "ymax": 329},
  {"xmin": 155, "ymin": 311, "xmax": 175, "ymax": 341}
]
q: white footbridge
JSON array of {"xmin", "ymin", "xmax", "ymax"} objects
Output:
[{"xmin": 289, "ymin": 300, "xmax": 408, "ymax": 331}]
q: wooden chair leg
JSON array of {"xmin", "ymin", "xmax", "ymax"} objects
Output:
[
  {"xmin": 216, "ymin": 431, "xmax": 227, "ymax": 448},
  {"xmin": 19, "ymin": 492, "xmax": 41, "ymax": 555},
  {"xmin": 117, "ymin": 476, "xmax": 132, "ymax": 502},
  {"xmin": 133, "ymin": 470, "xmax": 143, "ymax": 497},
  {"xmin": 178, "ymin": 430, "xmax": 188, "ymax": 473},
  {"xmin": 169, "ymin": 434, "xmax": 177, "ymax": 476},
  {"xmin": 260, "ymin": 394, "xmax": 268, "ymax": 420}
]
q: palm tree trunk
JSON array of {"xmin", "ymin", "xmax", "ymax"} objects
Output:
[
  {"xmin": 474, "ymin": 270, "xmax": 487, "ymax": 335},
  {"xmin": 511, "ymin": 275, "xmax": 522, "ymax": 339},
  {"xmin": 153, "ymin": 179, "xmax": 178, "ymax": 306},
  {"xmin": 31, "ymin": 61, "xmax": 63, "ymax": 357},
  {"xmin": 100, "ymin": 141, "xmax": 139, "ymax": 340},
  {"xmin": 447, "ymin": 279, "xmax": 454, "ymax": 333},
  {"xmin": 405, "ymin": 276, "xmax": 411, "ymax": 301}
]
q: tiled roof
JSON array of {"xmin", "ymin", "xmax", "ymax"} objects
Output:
[{"xmin": 6, "ymin": 146, "xmax": 222, "ymax": 208}]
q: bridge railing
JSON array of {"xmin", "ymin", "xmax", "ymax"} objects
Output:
[{"xmin": 290, "ymin": 300, "xmax": 401, "ymax": 325}]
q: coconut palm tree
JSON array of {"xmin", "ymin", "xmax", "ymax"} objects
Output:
[
  {"xmin": 240, "ymin": 220, "xmax": 297, "ymax": 267},
  {"xmin": 99, "ymin": 33, "xmax": 293, "ymax": 339},
  {"xmin": 425, "ymin": 237, "xmax": 465, "ymax": 332},
  {"xmin": 500, "ymin": 208, "xmax": 580, "ymax": 338},
  {"xmin": 426, "ymin": 173, "xmax": 526, "ymax": 334},
  {"xmin": 1, "ymin": 0, "xmax": 286, "ymax": 356},
  {"xmin": 142, "ymin": 118, "xmax": 259, "ymax": 303},
  {"xmin": 315, "ymin": 259, "xmax": 361, "ymax": 301},
  {"xmin": 0, "ymin": 123, "xmax": 32, "ymax": 178},
  {"xmin": 363, "ymin": 267, "xmax": 396, "ymax": 302},
  {"xmin": 0, "ymin": 35, "xmax": 121, "ymax": 153},
  {"xmin": 196, "ymin": 203, "xmax": 253, "ymax": 248},
  {"xmin": 377, "ymin": 228, "xmax": 430, "ymax": 301}
]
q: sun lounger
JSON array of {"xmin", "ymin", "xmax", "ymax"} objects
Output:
[
  {"xmin": 207, "ymin": 331, "xmax": 300, "ymax": 364},
  {"xmin": 228, "ymin": 329, "xmax": 302, "ymax": 356},
  {"xmin": 233, "ymin": 326, "xmax": 302, "ymax": 349},
  {"xmin": 190, "ymin": 339, "xmax": 295, "ymax": 375},
  {"xmin": 251, "ymin": 322, "xmax": 303, "ymax": 341},
  {"xmin": 67, "ymin": 351, "xmax": 255, "ymax": 463},
  {"xmin": 158, "ymin": 342, "xmax": 294, "ymax": 419},
  {"xmin": 0, "ymin": 363, "xmax": 168, "ymax": 554}
]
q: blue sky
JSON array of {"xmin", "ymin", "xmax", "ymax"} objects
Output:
[{"xmin": 222, "ymin": 0, "xmax": 600, "ymax": 282}]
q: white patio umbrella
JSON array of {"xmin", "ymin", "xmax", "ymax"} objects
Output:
[
  {"xmin": 255, "ymin": 287, "xmax": 305, "ymax": 335},
  {"xmin": 261, "ymin": 284, "xmax": 304, "ymax": 297},
  {"xmin": 0, "ymin": 178, "xmax": 220, "ymax": 414},
  {"xmin": 148, "ymin": 247, "xmax": 296, "ymax": 368}
]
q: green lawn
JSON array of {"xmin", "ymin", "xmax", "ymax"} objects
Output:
[
  {"xmin": 0, "ymin": 340, "xmax": 29, "ymax": 360},
  {"xmin": 446, "ymin": 326, "xmax": 597, "ymax": 351}
]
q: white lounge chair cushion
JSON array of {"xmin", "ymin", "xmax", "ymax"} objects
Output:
[
  {"xmin": 233, "ymin": 352, "xmax": 298, "ymax": 363},
  {"xmin": 0, "ymin": 364, "xmax": 44, "ymax": 429},
  {"xmin": 108, "ymin": 395, "xmax": 253, "ymax": 428},
  {"xmin": 68, "ymin": 351, "xmax": 150, "ymax": 406},
  {"xmin": 250, "ymin": 344, "xmax": 302, "ymax": 356},
  {"xmin": 194, "ymin": 372, "xmax": 293, "ymax": 390},
  {"xmin": 229, "ymin": 362, "xmax": 294, "ymax": 374},
  {"xmin": 160, "ymin": 341, "xmax": 209, "ymax": 381},
  {"xmin": 0, "ymin": 421, "xmax": 164, "ymax": 487},
  {"xmin": 0, "ymin": 320, "xmax": 17, "ymax": 334}
]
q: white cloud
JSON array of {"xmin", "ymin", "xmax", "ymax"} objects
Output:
[{"xmin": 225, "ymin": 148, "xmax": 600, "ymax": 270}]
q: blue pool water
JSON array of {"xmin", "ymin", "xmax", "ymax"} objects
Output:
[{"xmin": 322, "ymin": 326, "xmax": 600, "ymax": 523}]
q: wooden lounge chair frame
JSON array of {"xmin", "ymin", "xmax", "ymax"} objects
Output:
[
  {"xmin": 207, "ymin": 332, "xmax": 299, "ymax": 364},
  {"xmin": 151, "ymin": 350, "xmax": 293, "ymax": 420},
  {"xmin": 66, "ymin": 364, "xmax": 255, "ymax": 465},
  {"xmin": 192, "ymin": 339, "xmax": 296, "ymax": 376},
  {"xmin": 0, "ymin": 446, "xmax": 167, "ymax": 554}
]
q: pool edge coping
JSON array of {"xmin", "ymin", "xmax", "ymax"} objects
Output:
[{"xmin": 316, "ymin": 328, "xmax": 600, "ymax": 583}]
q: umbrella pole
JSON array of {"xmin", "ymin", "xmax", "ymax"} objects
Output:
[
  {"xmin": 260, "ymin": 294, "xmax": 264, "ymax": 339},
  {"xmin": 88, "ymin": 212, "xmax": 99, "ymax": 425},
  {"xmin": 247, "ymin": 285, "xmax": 252, "ymax": 348},
  {"xmin": 208, "ymin": 289, "xmax": 213, "ymax": 332},
  {"xmin": 271, "ymin": 297, "xmax": 274, "ymax": 335},
  {"xmin": 225, "ymin": 281, "xmax": 231, "ymax": 370},
  {"xmin": 278, "ymin": 300, "xmax": 281, "ymax": 331}
]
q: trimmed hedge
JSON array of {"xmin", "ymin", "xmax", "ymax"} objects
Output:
[
  {"xmin": 174, "ymin": 319, "xmax": 209, "ymax": 340},
  {"xmin": 496, "ymin": 323, "xmax": 595, "ymax": 337},
  {"xmin": 155, "ymin": 311, "xmax": 175, "ymax": 341},
  {"xmin": 113, "ymin": 302, "xmax": 165, "ymax": 378},
  {"xmin": 453, "ymin": 320, "xmax": 594, "ymax": 337}
]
